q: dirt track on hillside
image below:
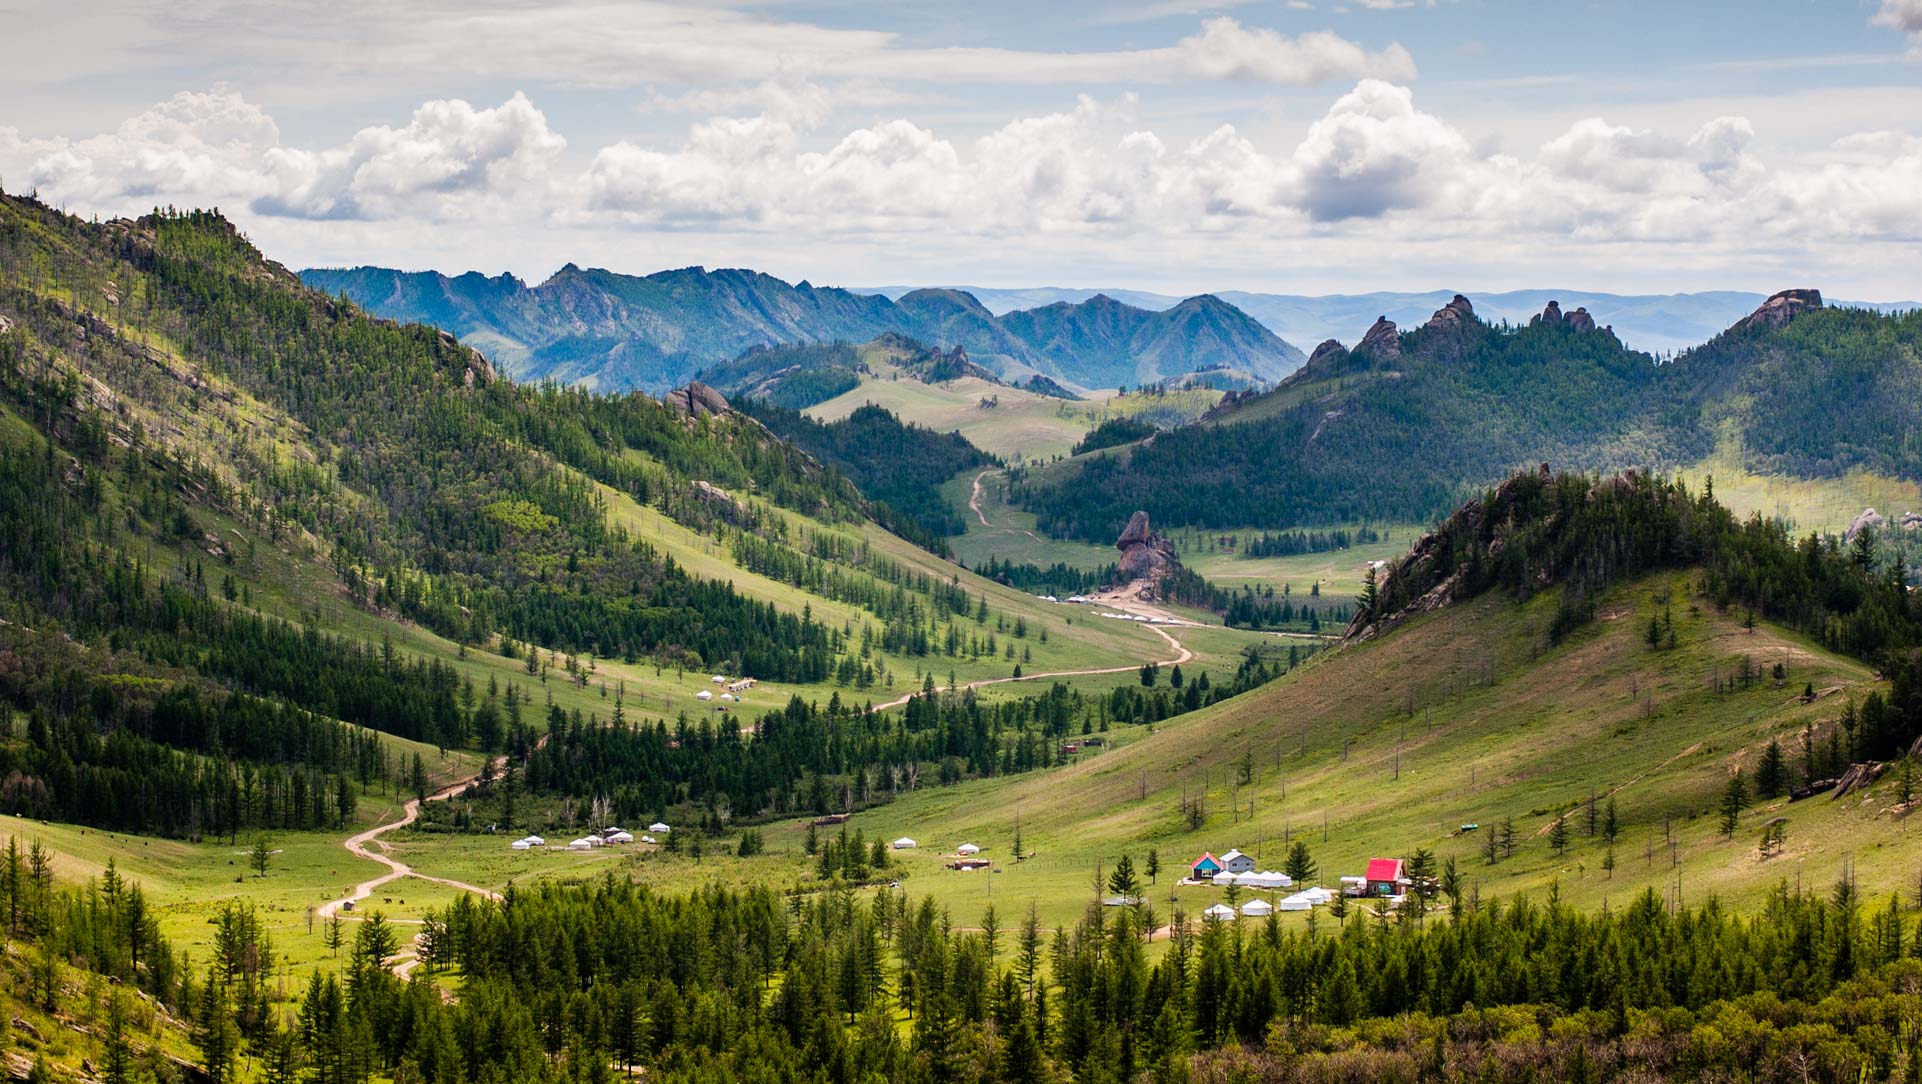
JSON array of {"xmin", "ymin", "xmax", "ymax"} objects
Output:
[{"xmin": 318, "ymin": 759, "xmax": 505, "ymax": 920}]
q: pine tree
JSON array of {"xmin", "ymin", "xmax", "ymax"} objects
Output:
[
  {"xmin": 1720, "ymin": 768, "xmax": 1749, "ymax": 838},
  {"xmin": 1756, "ymin": 739, "xmax": 1787, "ymax": 798},
  {"xmin": 1548, "ymin": 814, "xmax": 1570, "ymax": 857},
  {"xmin": 102, "ymin": 989, "xmax": 133, "ymax": 1084},
  {"xmin": 1602, "ymin": 796, "xmax": 1620, "ymax": 843},
  {"xmin": 1283, "ymin": 840, "xmax": 1316, "ymax": 884},
  {"xmin": 195, "ymin": 968, "xmax": 239, "ymax": 1084}
]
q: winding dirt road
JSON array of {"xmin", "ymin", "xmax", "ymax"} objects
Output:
[
  {"xmin": 318, "ymin": 761, "xmax": 504, "ymax": 920},
  {"xmin": 969, "ymin": 469, "xmax": 1044, "ymax": 542}
]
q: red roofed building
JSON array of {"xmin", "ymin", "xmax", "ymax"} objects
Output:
[
  {"xmin": 1364, "ymin": 858, "xmax": 1409, "ymax": 897},
  {"xmin": 1189, "ymin": 852, "xmax": 1223, "ymax": 880}
]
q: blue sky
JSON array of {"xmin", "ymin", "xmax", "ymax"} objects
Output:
[{"xmin": 3, "ymin": 0, "xmax": 1919, "ymax": 297}]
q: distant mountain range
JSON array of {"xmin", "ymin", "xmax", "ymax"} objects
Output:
[
  {"xmin": 299, "ymin": 265, "xmax": 1301, "ymax": 393},
  {"xmin": 863, "ymin": 286, "xmax": 1921, "ymax": 356}
]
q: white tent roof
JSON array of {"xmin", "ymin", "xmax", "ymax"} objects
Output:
[
  {"xmin": 1202, "ymin": 904, "xmax": 1237, "ymax": 920},
  {"xmin": 1211, "ymin": 871, "xmax": 1238, "ymax": 885},
  {"xmin": 1242, "ymin": 871, "xmax": 1293, "ymax": 889},
  {"xmin": 956, "ymin": 843, "xmax": 981, "ymax": 855},
  {"xmin": 510, "ymin": 840, "xmax": 532, "ymax": 849},
  {"xmin": 641, "ymin": 835, "xmax": 656, "ymax": 844},
  {"xmin": 521, "ymin": 835, "xmax": 545, "ymax": 845},
  {"xmin": 606, "ymin": 831, "xmax": 633, "ymax": 843},
  {"xmin": 569, "ymin": 838, "xmax": 595, "ymax": 848},
  {"xmin": 1241, "ymin": 899, "xmax": 1275, "ymax": 916},
  {"xmin": 1276, "ymin": 897, "xmax": 1313, "ymax": 912},
  {"xmin": 696, "ymin": 690, "xmax": 714, "ymax": 700},
  {"xmin": 648, "ymin": 822, "xmax": 671, "ymax": 832},
  {"xmin": 892, "ymin": 837, "xmax": 917, "ymax": 848}
]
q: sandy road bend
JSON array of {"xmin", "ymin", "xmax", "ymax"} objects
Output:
[{"xmin": 318, "ymin": 758, "xmax": 506, "ymax": 920}]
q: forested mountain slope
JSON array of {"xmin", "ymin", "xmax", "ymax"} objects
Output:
[
  {"xmin": 1012, "ymin": 291, "xmax": 1922, "ymax": 540},
  {"xmin": 0, "ymin": 192, "xmax": 1187, "ymax": 841},
  {"xmin": 302, "ymin": 263, "xmax": 1302, "ymax": 391}
]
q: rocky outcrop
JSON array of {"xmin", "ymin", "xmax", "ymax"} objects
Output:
[
  {"xmin": 1732, "ymin": 288, "xmax": 1823, "ymax": 335},
  {"xmin": 691, "ymin": 480, "xmax": 751, "ymax": 525},
  {"xmin": 1529, "ymin": 299, "xmax": 1614, "ymax": 341},
  {"xmin": 1902, "ymin": 512, "xmax": 1922, "ymax": 532},
  {"xmin": 434, "ymin": 329, "xmax": 496, "ymax": 386},
  {"xmin": 0, "ymin": 312, "xmax": 13, "ymax": 334},
  {"xmin": 1418, "ymin": 295, "xmax": 1477, "ymax": 361},
  {"xmin": 1844, "ymin": 507, "xmax": 1887, "ymax": 543},
  {"xmin": 1114, "ymin": 511, "xmax": 1180, "ymax": 593},
  {"xmin": 1422, "ymin": 294, "xmax": 1475, "ymax": 335},
  {"xmin": 1306, "ymin": 338, "xmax": 1348, "ymax": 371},
  {"xmin": 1355, "ymin": 317, "xmax": 1401, "ymax": 363},
  {"xmin": 664, "ymin": 381, "xmax": 730, "ymax": 418}
]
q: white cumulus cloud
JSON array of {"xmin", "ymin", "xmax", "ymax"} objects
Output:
[
  {"xmin": 1173, "ymin": 19, "xmax": 1417, "ymax": 84},
  {"xmin": 10, "ymin": 81, "xmax": 1922, "ymax": 295}
]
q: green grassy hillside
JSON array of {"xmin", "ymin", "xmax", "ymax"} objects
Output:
[{"xmin": 378, "ymin": 565, "xmax": 1895, "ymax": 947}]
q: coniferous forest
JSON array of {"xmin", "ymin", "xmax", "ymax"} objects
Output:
[{"xmin": 12, "ymin": 843, "xmax": 1922, "ymax": 1084}]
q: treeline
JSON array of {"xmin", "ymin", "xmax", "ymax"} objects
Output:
[
  {"xmin": 1070, "ymin": 415, "xmax": 1157, "ymax": 455},
  {"xmin": 743, "ymin": 401, "xmax": 995, "ymax": 550},
  {"xmin": 1224, "ymin": 583, "xmax": 1351, "ymax": 632},
  {"xmin": 469, "ymin": 648, "xmax": 1294, "ymax": 829},
  {"xmin": 1240, "ymin": 525, "xmax": 1380, "ymax": 558},
  {"xmin": 972, "ymin": 557, "xmax": 1109, "ymax": 598}
]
